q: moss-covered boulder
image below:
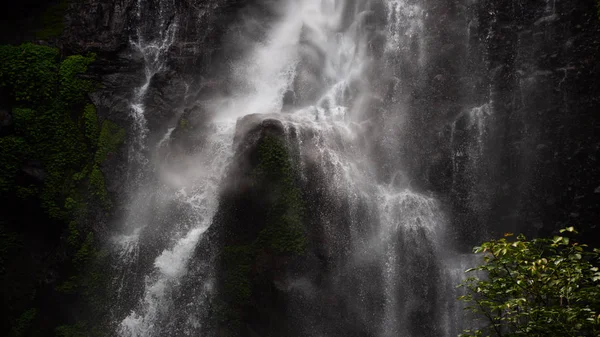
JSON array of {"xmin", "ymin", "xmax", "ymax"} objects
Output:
[{"xmin": 209, "ymin": 116, "xmax": 307, "ymax": 336}]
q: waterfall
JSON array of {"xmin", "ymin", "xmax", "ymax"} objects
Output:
[
  {"xmin": 109, "ymin": 0, "xmax": 468, "ymax": 336},
  {"xmin": 129, "ymin": 0, "xmax": 178, "ymax": 168}
]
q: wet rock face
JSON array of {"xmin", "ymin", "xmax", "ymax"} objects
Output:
[
  {"xmin": 396, "ymin": 0, "xmax": 600, "ymax": 245},
  {"xmin": 63, "ymin": 0, "xmax": 137, "ymax": 54},
  {"xmin": 470, "ymin": 0, "xmax": 600, "ymax": 242},
  {"xmin": 59, "ymin": 0, "xmax": 262, "ymax": 203}
]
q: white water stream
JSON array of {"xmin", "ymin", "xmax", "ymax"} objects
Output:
[{"xmin": 112, "ymin": 0, "xmax": 464, "ymax": 336}]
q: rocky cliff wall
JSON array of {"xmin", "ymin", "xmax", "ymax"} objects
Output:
[{"xmin": 396, "ymin": 0, "xmax": 600, "ymax": 246}]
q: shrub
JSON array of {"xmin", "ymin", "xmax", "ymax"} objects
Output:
[{"xmin": 458, "ymin": 227, "xmax": 600, "ymax": 337}]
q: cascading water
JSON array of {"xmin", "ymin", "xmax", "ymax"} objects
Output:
[
  {"xmin": 109, "ymin": 0, "xmax": 468, "ymax": 336},
  {"xmin": 108, "ymin": 0, "xmax": 181, "ymax": 327},
  {"xmin": 129, "ymin": 0, "xmax": 178, "ymax": 168},
  {"xmin": 118, "ymin": 122, "xmax": 234, "ymax": 336}
]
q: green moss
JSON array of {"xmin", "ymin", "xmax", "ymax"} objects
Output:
[
  {"xmin": 82, "ymin": 104, "xmax": 99, "ymax": 145},
  {"xmin": 223, "ymin": 245, "xmax": 254, "ymax": 303},
  {"xmin": 220, "ymin": 135, "xmax": 306, "ymax": 326},
  {"xmin": 0, "ymin": 42, "xmax": 117, "ymax": 335},
  {"xmin": 254, "ymin": 135, "xmax": 306, "ymax": 255},
  {"xmin": 179, "ymin": 118, "xmax": 189, "ymax": 129},
  {"xmin": 12, "ymin": 108, "xmax": 37, "ymax": 133},
  {"xmin": 38, "ymin": 114, "xmax": 88, "ymax": 219},
  {"xmin": 66, "ymin": 221, "xmax": 80, "ymax": 248},
  {"xmin": 94, "ymin": 120, "xmax": 125, "ymax": 164},
  {"xmin": 71, "ymin": 167, "xmax": 89, "ymax": 182},
  {"xmin": 0, "ymin": 226, "xmax": 22, "ymax": 275},
  {"xmin": 0, "ymin": 44, "xmax": 98, "ymax": 220},
  {"xmin": 57, "ymin": 232, "xmax": 110, "ymax": 312},
  {"xmin": 73, "ymin": 233, "xmax": 93, "ymax": 268},
  {"xmin": 89, "ymin": 165, "xmax": 110, "ymax": 209},
  {"xmin": 0, "ymin": 136, "xmax": 30, "ymax": 192},
  {"xmin": 0, "ymin": 44, "xmax": 108, "ymax": 220},
  {"xmin": 56, "ymin": 276, "xmax": 79, "ymax": 295},
  {"xmin": 16, "ymin": 185, "xmax": 38, "ymax": 200},
  {"xmin": 55, "ymin": 321, "xmax": 87, "ymax": 337},
  {"xmin": 58, "ymin": 54, "xmax": 96, "ymax": 107},
  {"xmin": 10, "ymin": 308, "xmax": 37, "ymax": 337},
  {"xmin": 0, "ymin": 44, "xmax": 59, "ymax": 106}
]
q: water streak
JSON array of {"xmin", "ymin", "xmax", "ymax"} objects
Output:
[{"xmin": 112, "ymin": 1, "xmax": 467, "ymax": 336}]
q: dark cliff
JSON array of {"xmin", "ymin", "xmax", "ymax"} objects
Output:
[
  {"xmin": 0, "ymin": 0, "xmax": 254, "ymax": 335},
  {"xmin": 396, "ymin": 0, "xmax": 600, "ymax": 246},
  {"xmin": 1, "ymin": 0, "xmax": 600, "ymax": 336}
]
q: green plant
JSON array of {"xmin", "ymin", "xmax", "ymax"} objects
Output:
[
  {"xmin": 94, "ymin": 120, "xmax": 126, "ymax": 164},
  {"xmin": 254, "ymin": 135, "xmax": 306, "ymax": 255},
  {"xmin": 0, "ymin": 44, "xmax": 98, "ymax": 219},
  {"xmin": 223, "ymin": 245, "xmax": 254, "ymax": 304},
  {"xmin": 458, "ymin": 227, "xmax": 600, "ymax": 337},
  {"xmin": 0, "ymin": 136, "xmax": 30, "ymax": 192},
  {"xmin": 55, "ymin": 321, "xmax": 87, "ymax": 337},
  {"xmin": 0, "ymin": 43, "xmax": 122, "ymax": 335},
  {"xmin": 178, "ymin": 118, "xmax": 189, "ymax": 129},
  {"xmin": 219, "ymin": 134, "xmax": 306, "ymax": 328},
  {"xmin": 0, "ymin": 44, "xmax": 109, "ymax": 220},
  {"xmin": 10, "ymin": 308, "xmax": 37, "ymax": 337},
  {"xmin": 58, "ymin": 54, "xmax": 96, "ymax": 107},
  {"xmin": 0, "ymin": 44, "xmax": 58, "ymax": 105},
  {"xmin": 89, "ymin": 165, "xmax": 110, "ymax": 209},
  {"xmin": 66, "ymin": 221, "xmax": 80, "ymax": 248},
  {"xmin": 82, "ymin": 104, "xmax": 99, "ymax": 145},
  {"xmin": 0, "ymin": 226, "xmax": 22, "ymax": 275}
]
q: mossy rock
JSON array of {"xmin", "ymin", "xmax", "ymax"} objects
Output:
[{"xmin": 218, "ymin": 129, "xmax": 307, "ymax": 331}]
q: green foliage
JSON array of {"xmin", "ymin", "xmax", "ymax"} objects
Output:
[
  {"xmin": 94, "ymin": 120, "xmax": 126, "ymax": 164},
  {"xmin": 58, "ymin": 54, "xmax": 96, "ymax": 107},
  {"xmin": 459, "ymin": 227, "xmax": 600, "ymax": 337},
  {"xmin": 254, "ymin": 135, "xmax": 306, "ymax": 255},
  {"xmin": 12, "ymin": 108, "xmax": 36, "ymax": 132},
  {"xmin": 0, "ymin": 43, "xmax": 98, "ymax": 219},
  {"xmin": 82, "ymin": 104, "xmax": 99, "ymax": 145},
  {"xmin": 66, "ymin": 221, "xmax": 80, "ymax": 248},
  {"xmin": 56, "ymin": 231, "xmax": 110, "ymax": 310},
  {"xmin": 0, "ymin": 43, "xmax": 121, "ymax": 334},
  {"xmin": 0, "ymin": 225, "xmax": 22, "ymax": 275},
  {"xmin": 220, "ymin": 135, "xmax": 306, "ymax": 327},
  {"xmin": 89, "ymin": 165, "xmax": 110, "ymax": 208},
  {"xmin": 0, "ymin": 136, "xmax": 29, "ymax": 192},
  {"xmin": 73, "ymin": 233, "xmax": 94, "ymax": 268},
  {"xmin": 16, "ymin": 185, "xmax": 37, "ymax": 200},
  {"xmin": 10, "ymin": 308, "xmax": 37, "ymax": 337},
  {"xmin": 0, "ymin": 43, "xmax": 118, "ymax": 221},
  {"xmin": 178, "ymin": 118, "xmax": 189, "ymax": 129},
  {"xmin": 223, "ymin": 246, "xmax": 254, "ymax": 304},
  {"xmin": 55, "ymin": 321, "xmax": 87, "ymax": 337},
  {"xmin": 0, "ymin": 44, "xmax": 58, "ymax": 105}
]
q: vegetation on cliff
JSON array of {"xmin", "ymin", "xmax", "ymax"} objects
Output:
[
  {"xmin": 459, "ymin": 227, "xmax": 600, "ymax": 336},
  {"xmin": 219, "ymin": 133, "xmax": 306, "ymax": 330},
  {"xmin": 0, "ymin": 43, "xmax": 124, "ymax": 336}
]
